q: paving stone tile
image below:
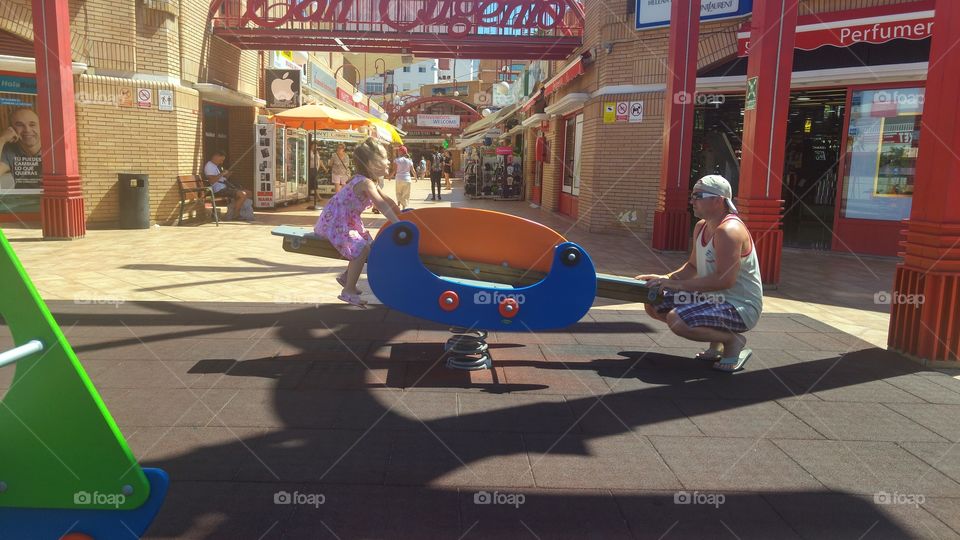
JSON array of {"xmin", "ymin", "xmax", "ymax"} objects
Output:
[
  {"xmin": 649, "ymin": 437, "xmax": 823, "ymax": 491},
  {"xmin": 879, "ymin": 373, "xmax": 960, "ymax": 404},
  {"xmin": 786, "ymin": 372, "xmax": 926, "ymax": 404},
  {"xmin": 613, "ymin": 491, "xmax": 801, "ymax": 540},
  {"xmin": 233, "ymin": 428, "xmax": 392, "ymax": 484},
  {"xmin": 295, "ymin": 359, "xmax": 401, "ymax": 390},
  {"xmin": 105, "ymin": 387, "xmax": 240, "ymax": 428},
  {"xmin": 458, "ymin": 488, "xmax": 634, "ymax": 540},
  {"xmin": 126, "ymin": 426, "xmax": 263, "ymax": 481},
  {"xmin": 567, "ymin": 394, "xmax": 703, "ymax": 437},
  {"xmin": 780, "ymin": 401, "xmax": 946, "ymax": 442},
  {"xmin": 455, "ymin": 393, "xmax": 577, "ymax": 433},
  {"xmin": 500, "ymin": 363, "xmax": 611, "ymax": 396},
  {"xmin": 774, "ymin": 439, "xmax": 960, "ymax": 496},
  {"xmin": 675, "ymin": 399, "xmax": 823, "ymax": 439},
  {"xmin": 885, "ymin": 404, "xmax": 960, "ymax": 442},
  {"xmin": 526, "ymin": 432, "xmax": 681, "ymax": 490},
  {"xmin": 146, "ymin": 481, "xmax": 294, "ymax": 539},
  {"xmin": 765, "ymin": 492, "xmax": 959, "ymax": 540},
  {"xmin": 403, "ymin": 360, "xmax": 514, "ymax": 393},
  {"xmin": 280, "ymin": 485, "xmax": 460, "ymax": 540},
  {"xmin": 69, "ymin": 336, "xmax": 199, "ymax": 361},
  {"xmin": 901, "ymin": 442, "xmax": 960, "ymax": 486},
  {"xmin": 921, "ymin": 498, "xmax": 960, "ymax": 536},
  {"xmin": 386, "ymin": 429, "xmax": 534, "ymax": 488}
]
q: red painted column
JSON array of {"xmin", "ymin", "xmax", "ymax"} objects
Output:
[
  {"xmin": 32, "ymin": 0, "xmax": 85, "ymax": 239},
  {"xmin": 734, "ymin": 0, "xmax": 798, "ymax": 285},
  {"xmin": 652, "ymin": 0, "xmax": 699, "ymax": 251},
  {"xmin": 888, "ymin": 0, "xmax": 960, "ymax": 365}
]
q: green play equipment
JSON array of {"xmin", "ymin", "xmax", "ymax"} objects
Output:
[{"xmin": 0, "ymin": 228, "xmax": 168, "ymax": 539}]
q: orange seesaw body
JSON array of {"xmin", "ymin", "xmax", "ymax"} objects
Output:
[{"xmin": 391, "ymin": 207, "xmax": 565, "ymax": 274}]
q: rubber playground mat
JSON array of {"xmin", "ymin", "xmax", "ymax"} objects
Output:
[{"xmin": 2, "ymin": 301, "xmax": 959, "ymax": 539}]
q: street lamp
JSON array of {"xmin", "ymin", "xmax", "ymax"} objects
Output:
[{"xmin": 333, "ymin": 63, "xmax": 364, "ymax": 104}]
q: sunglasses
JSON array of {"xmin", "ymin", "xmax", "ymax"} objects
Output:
[{"xmin": 689, "ymin": 192, "xmax": 722, "ymax": 201}]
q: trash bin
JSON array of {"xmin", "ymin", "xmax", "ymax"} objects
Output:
[{"xmin": 118, "ymin": 173, "xmax": 150, "ymax": 229}]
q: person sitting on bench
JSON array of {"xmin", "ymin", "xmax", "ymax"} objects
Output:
[{"xmin": 204, "ymin": 151, "xmax": 250, "ymax": 221}]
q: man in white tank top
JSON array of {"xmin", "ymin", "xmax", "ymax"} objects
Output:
[{"xmin": 637, "ymin": 175, "xmax": 763, "ymax": 373}]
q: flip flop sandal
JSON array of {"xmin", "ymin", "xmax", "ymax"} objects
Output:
[
  {"xmin": 713, "ymin": 348, "xmax": 752, "ymax": 373},
  {"xmin": 337, "ymin": 292, "xmax": 368, "ymax": 308},
  {"xmin": 336, "ymin": 272, "xmax": 363, "ymax": 293},
  {"xmin": 695, "ymin": 349, "xmax": 723, "ymax": 362}
]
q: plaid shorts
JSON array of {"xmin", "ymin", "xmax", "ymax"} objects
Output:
[{"xmin": 655, "ymin": 290, "xmax": 748, "ymax": 333}]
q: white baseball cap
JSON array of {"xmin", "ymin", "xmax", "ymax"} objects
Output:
[{"xmin": 692, "ymin": 175, "xmax": 738, "ymax": 214}]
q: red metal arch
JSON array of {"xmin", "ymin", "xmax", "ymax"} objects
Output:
[
  {"xmin": 209, "ymin": 0, "xmax": 583, "ymax": 60},
  {"xmin": 392, "ymin": 97, "xmax": 482, "ymax": 135}
]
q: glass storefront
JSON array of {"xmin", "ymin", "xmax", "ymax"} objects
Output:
[{"xmin": 840, "ymin": 87, "xmax": 923, "ymax": 222}]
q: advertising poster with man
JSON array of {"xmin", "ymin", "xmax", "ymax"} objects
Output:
[{"xmin": 0, "ymin": 73, "xmax": 42, "ymax": 218}]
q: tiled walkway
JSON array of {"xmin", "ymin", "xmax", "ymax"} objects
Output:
[
  {"xmin": 2, "ymin": 301, "xmax": 957, "ymax": 539},
  {"xmin": 3, "ymin": 180, "xmax": 960, "ymax": 538},
  {"xmin": 3, "ymin": 179, "xmax": 896, "ymax": 348}
]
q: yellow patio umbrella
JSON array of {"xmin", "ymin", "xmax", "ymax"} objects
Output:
[
  {"xmin": 368, "ymin": 117, "xmax": 404, "ymax": 144},
  {"xmin": 271, "ymin": 104, "xmax": 369, "ymax": 130}
]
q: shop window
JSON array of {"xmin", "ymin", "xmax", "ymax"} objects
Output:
[
  {"xmin": 840, "ymin": 87, "xmax": 923, "ymax": 221},
  {"xmin": 562, "ymin": 113, "xmax": 583, "ymax": 196}
]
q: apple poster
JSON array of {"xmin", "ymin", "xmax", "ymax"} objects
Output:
[{"xmin": 266, "ymin": 69, "xmax": 301, "ymax": 109}]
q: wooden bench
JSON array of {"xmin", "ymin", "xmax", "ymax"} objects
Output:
[{"xmin": 176, "ymin": 175, "xmax": 230, "ymax": 226}]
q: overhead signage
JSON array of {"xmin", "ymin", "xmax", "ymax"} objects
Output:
[
  {"xmin": 417, "ymin": 114, "xmax": 461, "ymax": 128},
  {"xmin": 737, "ymin": 5, "xmax": 934, "ymax": 56},
  {"xmin": 636, "ymin": 0, "xmax": 752, "ymax": 30},
  {"xmin": 266, "ymin": 69, "xmax": 301, "ymax": 109},
  {"xmin": 308, "ymin": 60, "xmax": 337, "ymax": 98},
  {"xmin": 240, "ymin": 0, "xmax": 580, "ymax": 36}
]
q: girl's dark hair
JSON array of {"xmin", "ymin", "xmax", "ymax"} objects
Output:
[{"xmin": 352, "ymin": 137, "xmax": 387, "ymax": 179}]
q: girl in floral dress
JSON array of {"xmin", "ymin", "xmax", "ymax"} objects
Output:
[{"xmin": 314, "ymin": 138, "xmax": 403, "ymax": 306}]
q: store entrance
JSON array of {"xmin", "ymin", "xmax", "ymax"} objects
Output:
[
  {"xmin": 691, "ymin": 88, "xmax": 846, "ymax": 250},
  {"xmin": 781, "ymin": 89, "xmax": 846, "ymax": 250}
]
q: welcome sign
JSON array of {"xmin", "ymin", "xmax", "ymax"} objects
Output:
[{"xmin": 636, "ymin": 0, "xmax": 752, "ymax": 30}]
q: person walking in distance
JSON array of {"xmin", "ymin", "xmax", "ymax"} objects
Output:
[
  {"xmin": 427, "ymin": 147, "xmax": 444, "ymax": 201},
  {"xmin": 391, "ymin": 145, "xmax": 415, "ymax": 210}
]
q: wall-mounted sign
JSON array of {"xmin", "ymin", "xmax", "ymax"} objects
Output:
[
  {"xmin": 118, "ymin": 87, "xmax": 134, "ymax": 107},
  {"xmin": 417, "ymin": 114, "xmax": 461, "ymax": 128},
  {"xmin": 629, "ymin": 101, "xmax": 644, "ymax": 123},
  {"xmin": 616, "ymin": 101, "xmax": 629, "ymax": 122},
  {"xmin": 603, "ymin": 102, "xmax": 616, "ymax": 124},
  {"xmin": 0, "ymin": 74, "xmax": 42, "ymax": 217},
  {"xmin": 137, "ymin": 88, "xmax": 153, "ymax": 108},
  {"xmin": 266, "ymin": 69, "xmax": 301, "ymax": 109},
  {"xmin": 745, "ymin": 77, "xmax": 758, "ymax": 111},
  {"xmin": 308, "ymin": 60, "xmax": 337, "ymax": 98},
  {"xmin": 737, "ymin": 5, "xmax": 933, "ymax": 56},
  {"xmin": 158, "ymin": 89, "xmax": 174, "ymax": 111},
  {"xmin": 636, "ymin": 0, "xmax": 752, "ymax": 30}
]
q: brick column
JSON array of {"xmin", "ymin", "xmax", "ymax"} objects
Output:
[
  {"xmin": 33, "ymin": 0, "xmax": 85, "ymax": 239},
  {"xmin": 888, "ymin": 0, "xmax": 960, "ymax": 366},
  {"xmin": 651, "ymin": 0, "xmax": 699, "ymax": 251},
  {"xmin": 734, "ymin": 0, "xmax": 798, "ymax": 285}
]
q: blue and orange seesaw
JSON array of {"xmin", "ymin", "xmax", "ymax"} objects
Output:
[
  {"xmin": 0, "ymin": 229, "xmax": 168, "ymax": 540},
  {"xmin": 273, "ymin": 207, "xmax": 663, "ymax": 369}
]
